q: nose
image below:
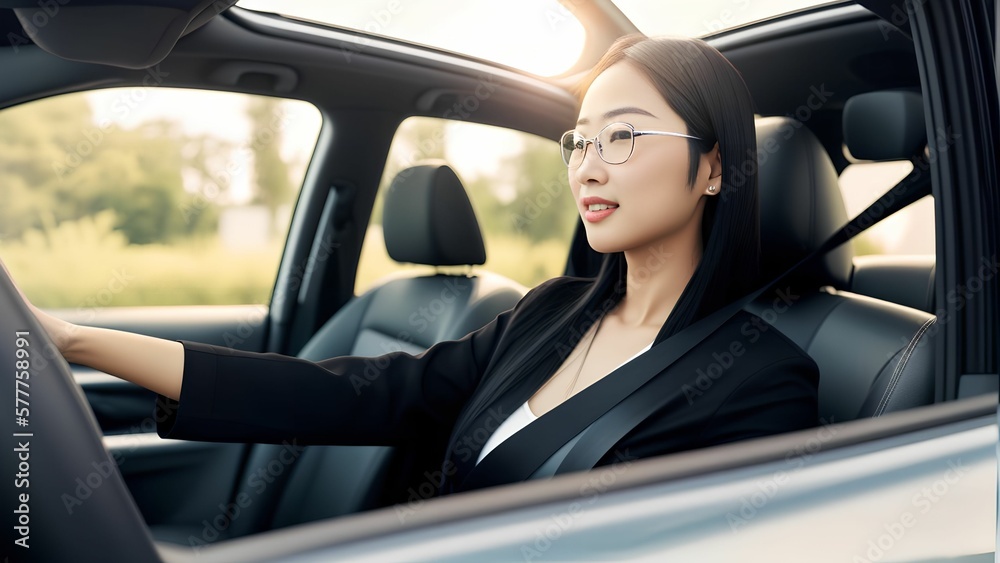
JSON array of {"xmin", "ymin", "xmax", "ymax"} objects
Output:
[
  {"xmin": 575, "ymin": 139, "xmax": 595, "ymax": 167},
  {"xmin": 571, "ymin": 137, "xmax": 605, "ymax": 169},
  {"xmin": 571, "ymin": 140, "xmax": 608, "ymax": 186}
]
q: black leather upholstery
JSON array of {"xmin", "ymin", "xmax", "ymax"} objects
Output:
[
  {"xmin": 748, "ymin": 117, "xmax": 936, "ymax": 422},
  {"xmin": 383, "ymin": 162, "xmax": 487, "ymax": 266},
  {"xmin": 843, "ymin": 90, "xmax": 926, "ymax": 161},
  {"xmin": 229, "ymin": 163, "xmax": 522, "ymax": 537},
  {"xmin": 851, "ymin": 255, "xmax": 936, "ymax": 313},
  {"xmin": 0, "ymin": 268, "xmax": 161, "ymax": 562},
  {"xmin": 756, "ymin": 117, "xmax": 853, "ymax": 289}
]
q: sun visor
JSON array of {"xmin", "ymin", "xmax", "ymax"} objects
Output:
[{"xmin": 5, "ymin": 0, "xmax": 236, "ymax": 69}]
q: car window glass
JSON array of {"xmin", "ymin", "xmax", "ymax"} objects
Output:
[
  {"xmin": 356, "ymin": 117, "xmax": 577, "ymax": 293},
  {"xmin": 838, "ymin": 160, "xmax": 935, "ymax": 256},
  {"xmin": 236, "ymin": 0, "xmax": 586, "ymax": 76},
  {"xmin": 0, "ymin": 88, "xmax": 322, "ymax": 307}
]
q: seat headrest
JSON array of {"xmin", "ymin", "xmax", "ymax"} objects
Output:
[
  {"xmin": 756, "ymin": 116, "xmax": 853, "ymax": 288},
  {"xmin": 382, "ymin": 162, "xmax": 487, "ymax": 267},
  {"xmin": 843, "ymin": 91, "xmax": 925, "ymax": 161}
]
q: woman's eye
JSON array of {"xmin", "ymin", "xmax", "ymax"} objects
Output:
[{"xmin": 607, "ymin": 129, "xmax": 631, "ymax": 143}]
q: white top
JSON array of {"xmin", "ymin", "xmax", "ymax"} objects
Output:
[{"xmin": 475, "ymin": 341, "xmax": 653, "ymax": 465}]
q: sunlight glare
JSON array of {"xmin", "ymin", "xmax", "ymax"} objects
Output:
[{"xmin": 236, "ymin": 0, "xmax": 586, "ymax": 76}]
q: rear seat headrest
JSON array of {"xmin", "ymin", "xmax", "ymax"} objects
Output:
[
  {"xmin": 843, "ymin": 90, "xmax": 926, "ymax": 161},
  {"xmin": 382, "ymin": 161, "xmax": 487, "ymax": 267}
]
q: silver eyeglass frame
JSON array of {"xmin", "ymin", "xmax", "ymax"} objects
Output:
[{"xmin": 560, "ymin": 121, "xmax": 703, "ymax": 168}]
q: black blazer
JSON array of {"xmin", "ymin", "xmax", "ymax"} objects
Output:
[{"xmin": 155, "ymin": 277, "xmax": 819, "ymax": 496}]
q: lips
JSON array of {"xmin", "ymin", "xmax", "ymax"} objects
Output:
[{"xmin": 581, "ymin": 196, "xmax": 619, "ymax": 223}]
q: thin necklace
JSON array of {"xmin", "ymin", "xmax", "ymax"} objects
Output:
[{"xmin": 564, "ymin": 314, "xmax": 605, "ymax": 400}]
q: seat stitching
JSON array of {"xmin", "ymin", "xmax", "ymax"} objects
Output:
[
  {"xmin": 875, "ymin": 317, "xmax": 935, "ymax": 416},
  {"xmin": 874, "ymin": 317, "xmax": 936, "ymax": 417}
]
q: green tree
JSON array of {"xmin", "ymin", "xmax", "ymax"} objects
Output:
[
  {"xmin": 0, "ymin": 93, "xmax": 227, "ymax": 245},
  {"xmin": 246, "ymin": 97, "xmax": 293, "ymax": 237},
  {"xmin": 473, "ymin": 135, "xmax": 577, "ymax": 244},
  {"xmin": 70, "ymin": 120, "xmax": 184, "ymax": 243},
  {"xmin": 0, "ymin": 95, "xmax": 92, "ymax": 238}
]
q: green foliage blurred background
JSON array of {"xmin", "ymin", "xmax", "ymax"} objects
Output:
[
  {"xmin": 1, "ymin": 91, "xmax": 309, "ymax": 307},
  {"xmin": 1, "ymin": 91, "xmax": 578, "ymax": 309}
]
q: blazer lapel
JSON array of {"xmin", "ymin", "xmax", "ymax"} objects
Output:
[{"xmin": 446, "ymin": 381, "xmax": 536, "ymax": 492}]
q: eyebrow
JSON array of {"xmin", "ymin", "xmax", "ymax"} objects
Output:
[{"xmin": 577, "ymin": 106, "xmax": 657, "ymax": 125}]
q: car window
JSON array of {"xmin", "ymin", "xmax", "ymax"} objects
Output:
[
  {"xmin": 236, "ymin": 0, "xmax": 586, "ymax": 76},
  {"xmin": 0, "ymin": 88, "xmax": 322, "ymax": 308},
  {"xmin": 355, "ymin": 117, "xmax": 578, "ymax": 293},
  {"xmin": 838, "ymin": 160, "xmax": 934, "ymax": 256}
]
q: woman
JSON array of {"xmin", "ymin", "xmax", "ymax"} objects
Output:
[{"xmin": 7, "ymin": 36, "xmax": 819, "ymax": 497}]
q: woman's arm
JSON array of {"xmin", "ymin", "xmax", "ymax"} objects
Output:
[
  {"xmin": 4, "ymin": 255, "xmax": 554, "ymax": 446},
  {"xmin": 2, "ymin": 258, "xmax": 184, "ymax": 400},
  {"xmin": 66, "ymin": 325, "xmax": 184, "ymax": 401}
]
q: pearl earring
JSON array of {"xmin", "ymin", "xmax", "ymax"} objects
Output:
[{"xmin": 708, "ymin": 185, "xmax": 717, "ymax": 193}]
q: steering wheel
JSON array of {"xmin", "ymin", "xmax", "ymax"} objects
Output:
[{"xmin": 1, "ymin": 269, "xmax": 161, "ymax": 562}]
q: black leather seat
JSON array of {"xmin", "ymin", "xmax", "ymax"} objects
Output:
[
  {"xmin": 747, "ymin": 116, "xmax": 936, "ymax": 423},
  {"xmin": 153, "ymin": 162, "xmax": 525, "ymax": 543},
  {"xmin": 265, "ymin": 163, "xmax": 526, "ymax": 530}
]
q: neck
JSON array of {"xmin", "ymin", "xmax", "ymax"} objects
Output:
[{"xmin": 615, "ymin": 221, "xmax": 704, "ymax": 328}]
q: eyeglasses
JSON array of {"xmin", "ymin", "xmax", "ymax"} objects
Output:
[{"xmin": 560, "ymin": 122, "xmax": 703, "ymax": 169}]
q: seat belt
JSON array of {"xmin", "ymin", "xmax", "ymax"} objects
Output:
[{"xmin": 459, "ymin": 166, "xmax": 930, "ymax": 491}]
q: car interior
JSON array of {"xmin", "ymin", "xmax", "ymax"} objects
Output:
[{"xmin": 0, "ymin": 0, "xmax": 995, "ymax": 560}]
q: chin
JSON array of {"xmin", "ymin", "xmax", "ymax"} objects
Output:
[{"xmin": 584, "ymin": 234, "xmax": 627, "ymax": 255}]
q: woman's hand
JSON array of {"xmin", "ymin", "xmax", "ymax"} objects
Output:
[
  {"xmin": 0, "ymin": 255, "xmax": 184, "ymax": 400},
  {"xmin": 0, "ymin": 256, "xmax": 79, "ymax": 356}
]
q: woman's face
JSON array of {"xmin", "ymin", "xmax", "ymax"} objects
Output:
[{"xmin": 570, "ymin": 62, "xmax": 720, "ymax": 255}]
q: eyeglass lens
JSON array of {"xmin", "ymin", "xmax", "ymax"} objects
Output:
[{"xmin": 561, "ymin": 124, "xmax": 635, "ymax": 168}]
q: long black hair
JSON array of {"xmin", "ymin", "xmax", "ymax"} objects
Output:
[{"xmin": 443, "ymin": 35, "xmax": 760, "ymax": 476}]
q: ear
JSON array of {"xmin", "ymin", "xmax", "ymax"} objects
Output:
[{"xmin": 703, "ymin": 142, "xmax": 723, "ymax": 197}]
